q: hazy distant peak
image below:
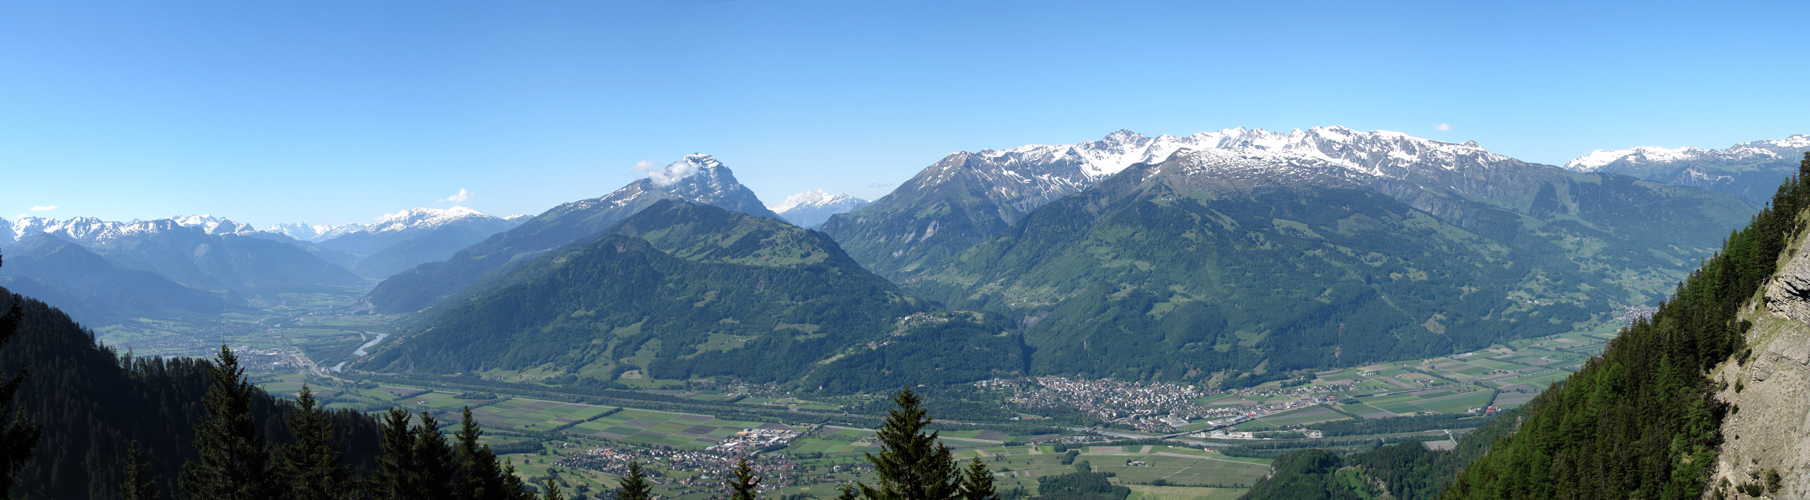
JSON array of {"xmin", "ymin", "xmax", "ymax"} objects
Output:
[
  {"xmin": 769, "ymin": 189, "xmax": 870, "ymax": 228},
  {"xmin": 365, "ymin": 206, "xmax": 501, "ymax": 233},
  {"xmin": 769, "ymin": 189, "xmax": 866, "ymax": 213},
  {"xmin": 1563, "ymin": 133, "xmax": 1810, "ymax": 172}
]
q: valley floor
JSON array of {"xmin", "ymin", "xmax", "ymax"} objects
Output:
[{"xmin": 96, "ymin": 287, "xmax": 1618, "ymax": 500}]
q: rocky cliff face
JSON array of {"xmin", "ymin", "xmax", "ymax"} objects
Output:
[{"xmin": 1717, "ymin": 240, "xmax": 1810, "ymax": 497}]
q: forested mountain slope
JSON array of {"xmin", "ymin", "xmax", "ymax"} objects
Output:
[
  {"xmin": 1440, "ymin": 153, "xmax": 1810, "ymax": 499},
  {"xmin": 357, "ymin": 200, "xmax": 1019, "ymax": 392},
  {"xmin": 911, "ymin": 146, "xmax": 1750, "ymax": 382},
  {"xmin": 367, "ymin": 155, "xmax": 781, "ymax": 314},
  {"xmin": 0, "ymin": 289, "xmax": 382, "ymax": 499}
]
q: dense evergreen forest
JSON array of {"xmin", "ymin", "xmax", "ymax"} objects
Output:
[
  {"xmin": 0, "ymin": 288, "xmax": 383, "ymax": 499},
  {"xmin": 1438, "ymin": 152, "xmax": 1810, "ymax": 498}
]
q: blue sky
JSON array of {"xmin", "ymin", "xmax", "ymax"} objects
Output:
[{"xmin": 3, "ymin": 0, "xmax": 1806, "ymax": 227}]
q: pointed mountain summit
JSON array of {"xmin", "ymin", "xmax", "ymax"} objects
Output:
[
  {"xmin": 1562, "ymin": 134, "xmax": 1810, "ymax": 203},
  {"xmin": 770, "ymin": 189, "xmax": 870, "ymax": 228},
  {"xmin": 366, "ymin": 154, "xmax": 781, "ymax": 313}
]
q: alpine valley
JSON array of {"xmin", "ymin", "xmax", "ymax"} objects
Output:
[{"xmin": 6, "ymin": 127, "xmax": 1808, "ymax": 500}]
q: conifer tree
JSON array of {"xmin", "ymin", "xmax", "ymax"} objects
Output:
[
  {"xmin": 615, "ymin": 461, "xmax": 653, "ymax": 500},
  {"xmin": 120, "ymin": 439, "xmax": 156, "ymax": 500},
  {"xmin": 414, "ymin": 410, "xmax": 458, "ymax": 498},
  {"xmin": 856, "ymin": 389, "xmax": 963, "ymax": 500},
  {"xmin": 542, "ymin": 477, "xmax": 565, "ymax": 500},
  {"xmin": 727, "ymin": 456, "xmax": 761, "ymax": 500},
  {"xmin": 276, "ymin": 385, "xmax": 351, "ymax": 500},
  {"xmin": 457, "ymin": 406, "xmax": 509, "ymax": 500},
  {"xmin": 0, "ymin": 289, "xmax": 40, "ymax": 497},
  {"xmin": 959, "ymin": 457, "xmax": 995, "ymax": 500},
  {"xmin": 501, "ymin": 458, "xmax": 536, "ymax": 500},
  {"xmin": 180, "ymin": 345, "xmax": 275, "ymax": 500},
  {"xmin": 372, "ymin": 407, "xmax": 419, "ymax": 499}
]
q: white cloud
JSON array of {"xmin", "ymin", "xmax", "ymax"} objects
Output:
[
  {"xmin": 29, "ymin": 205, "xmax": 57, "ymax": 212},
  {"xmin": 1435, "ymin": 123, "xmax": 1453, "ymax": 131},
  {"xmin": 647, "ymin": 159, "xmax": 702, "ymax": 186},
  {"xmin": 867, "ymin": 182, "xmax": 897, "ymax": 189},
  {"xmin": 439, "ymin": 189, "xmax": 475, "ymax": 203},
  {"xmin": 631, "ymin": 160, "xmax": 660, "ymax": 172}
]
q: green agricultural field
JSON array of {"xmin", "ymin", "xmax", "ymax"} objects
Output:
[{"xmin": 1254, "ymin": 406, "xmax": 1348, "ymax": 427}]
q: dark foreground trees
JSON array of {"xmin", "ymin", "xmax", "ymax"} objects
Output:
[
  {"xmin": 654, "ymin": 388, "xmax": 999, "ymax": 500},
  {"xmin": 162, "ymin": 348, "xmax": 1003, "ymax": 500},
  {"xmin": 169, "ymin": 345, "xmax": 540, "ymax": 499},
  {"xmin": 847, "ymin": 388, "xmax": 998, "ymax": 500},
  {"xmin": 180, "ymin": 345, "xmax": 276, "ymax": 499},
  {"xmin": 0, "ymin": 254, "xmax": 41, "ymax": 497}
]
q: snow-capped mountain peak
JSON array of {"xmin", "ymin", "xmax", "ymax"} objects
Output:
[
  {"xmin": 1564, "ymin": 145, "xmax": 1708, "ymax": 172},
  {"xmin": 168, "ymin": 215, "xmax": 259, "ymax": 236},
  {"xmin": 1562, "ymin": 134, "xmax": 1810, "ymax": 173},
  {"xmin": 266, "ymin": 222, "xmax": 347, "ymax": 242},
  {"xmin": 769, "ymin": 189, "xmax": 870, "ymax": 228},
  {"xmin": 365, "ymin": 206, "xmax": 495, "ymax": 233},
  {"xmin": 962, "ymin": 127, "xmax": 1508, "ymax": 186},
  {"xmin": 648, "ymin": 154, "xmax": 725, "ymax": 187},
  {"xmin": 769, "ymin": 189, "xmax": 863, "ymax": 213},
  {"xmin": 6, "ymin": 214, "xmax": 267, "ymax": 247}
]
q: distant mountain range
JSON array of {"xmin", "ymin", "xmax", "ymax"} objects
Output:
[
  {"xmin": 0, "ymin": 207, "xmax": 527, "ymax": 324},
  {"xmin": 0, "ymin": 233, "xmax": 228, "ymax": 325},
  {"xmin": 1563, "ymin": 134, "xmax": 1810, "ymax": 204},
  {"xmin": 770, "ymin": 190, "xmax": 870, "ymax": 229},
  {"xmin": 340, "ymin": 128, "xmax": 1776, "ymax": 391},
  {"xmin": 365, "ymin": 154, "xmax": 783, "ymax": 314},
  {"xmin": 813, "ymin": 127, "xmax": 1758, "ymax": 382},
  {"xmin": 908, "ymin": 142, "xmax": 1747, "ymax": 380},
  {"xmin": 0, "ymin": 215, "xmax": 364, "ymax": 294},
  {"xmin": 0, "ymin": 128, "xmax": 1798, "ymax": 389},
  {"xmin": 303, "ymin": 207, "xmax": 525, "ymax": 279}
]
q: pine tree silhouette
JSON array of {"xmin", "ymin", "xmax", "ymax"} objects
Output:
[{"xmin": 179, "ymin": 345, "xmax": 274, "ymax": 499}]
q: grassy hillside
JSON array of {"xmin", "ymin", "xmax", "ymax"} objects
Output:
[
  {"xmin": 907, "ymin": 152, "xmax": 1751, "ymax": 383},
  {"xmin": 358, "ymin": 200, "xmax": 939, "ymax": 391}
]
